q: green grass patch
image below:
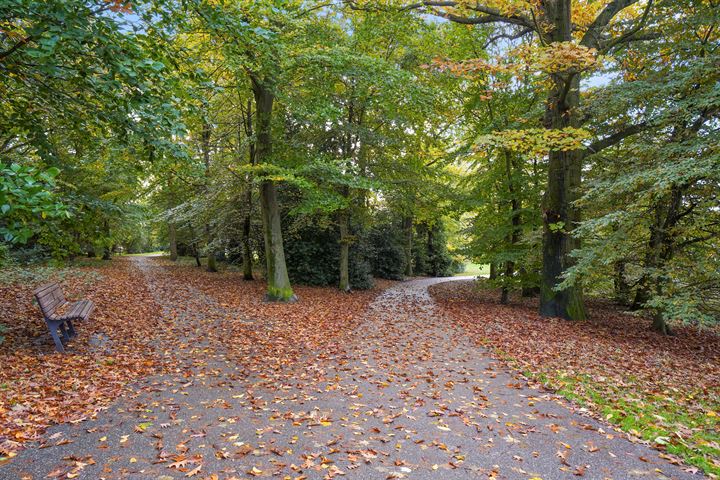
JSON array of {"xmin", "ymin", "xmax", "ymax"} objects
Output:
[
  {"xmin": 456, "ymin": 262, "xmax": 490, "ymax": 277},
  {"xmin": 516, "ymin": 366, "xmax": 720, "ymax": 476},
  {"xmin": 0, "ymin": 261, "xmax": 103, "ymax": 286}
]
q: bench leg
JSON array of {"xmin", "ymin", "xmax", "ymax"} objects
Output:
[
  {"xmin": 48, "ymin": 323, "xmax": 65, "ymax": 353},
  {"xmin": 59, "ymin": 322, "xmax": 70, "ymax": 342},
  {"xmin": 66, "ymin": 319, "xmax": 77, "ymax": 338}
]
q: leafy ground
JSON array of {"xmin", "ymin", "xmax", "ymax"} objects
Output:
[
  {"xmin": 0, "ymin": 257, "xmax": 390, "ymax": 466},
  {"xmin": 0, "ymin": 259, "xmax": 165, "ymax": 459},
  {"xmin": 430, "ymin": 280, "xmax": 720, "ymax": 476},
  {"xmin": 0, "ymin": 258, "xmax": 713, "ymax": 479}
]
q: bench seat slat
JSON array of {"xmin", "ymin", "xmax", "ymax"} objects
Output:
[
  {"xmin": 53, "ymin": 300, "xmax": 94, "ymax": 321},
  {"xmin": 33, "ymin": 282, "xmax": 59, "ymax": 296}
]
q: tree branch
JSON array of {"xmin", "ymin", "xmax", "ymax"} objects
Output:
[
  {"xmin": 580, "ymin": 0, "xmax": 641, "ymax": 49},
  {"xmin": 585, "ymin": 121, "xmax": 648, "ymax": 154},
  {"xmin": 346, "ymin": 1, "xmax": 536, "ymax": 30},
  {"xmin": 601, "ymin": 0, "xmax": 656, "ymax": 52}
]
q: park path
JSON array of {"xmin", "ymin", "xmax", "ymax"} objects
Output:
[{"xmin": 2, "ymin": 257, "xmax": 701, "ymax": 480}]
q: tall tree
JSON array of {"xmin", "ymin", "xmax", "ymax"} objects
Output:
[{"xmin": 369, "ymin": 0, "xmax": 663, "ymax": 319}]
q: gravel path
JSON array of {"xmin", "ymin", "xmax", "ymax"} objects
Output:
[{"xmin": 2, "ymin": 258, "xmax": 701, "ymax": 479}]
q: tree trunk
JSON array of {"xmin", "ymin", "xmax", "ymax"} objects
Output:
[
  {"xmin": 207, "ymin": 247, "xmax": 217, "ymax": 272},
  {"xmin": 253, "ymin": 78, "xmax": 295, "ymax": 302},
  {"xmin": 242, "ymin": 194, "xmax": 254, "ymax": 281},
  {"xmin": 168, "ymin": 222, "xmax": 178, "ymax": 261},
  {"xmin": 501, "ymin": 149, "xmax": 521, "ymax": 305},
  {"xmin": 613, "ymin": 261, "xmax": 631, "ymax": 306},
  {"xmin": 201, "ymin": 114, "xmax": 218, "ymax": 273},
  {"xmin": 427, "ymin": 224, "xmax": 435, "ymax": 276},
  {"xmin": 338, "ymin": 212, "xmax": 351, "ymax": 292},
  {"xmin": 402, "ymin": 215, "xmax": 413, "ymax": 277},
  {"xmin": 539, "ymin": 0, "xmax": 587, "ymax": 320},
  {"xmin": 638, "ymin": 184, "xmax": 683, "ymax": 333},
  {"xmin": 500, "ymin": 272, "xmax": 510, "ymax": 304},
  {"xmin": 489, "ymin": 262, "xmax": 497, "ymax": 280},
  {"xmin": 241, "ymin": 98, "xmax": 255, "ymax": 281}
]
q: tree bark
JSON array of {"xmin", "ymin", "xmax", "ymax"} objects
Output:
[
  {"xmin": 338, "ymin": 212, "xmax": 351, "ymax": 292},
  {"xmin": 242, "ymin": 98, "xmax": 255, "ymax": 281},
  {"xmin": 253, "ymin": 78, "xmax": 295, "ymax": 302},
  {"xmin": 242, "ymin": 192, "xmax": 254, "ymax": 281},
  {"xmin": 501, "ymin": 149, "xmax": 521, "ymax": 305},
  {"xmin": 200, "ymin": 114, "xmax": 218, "ymax": 273},
  {"xmin": 539, "ymin": 0, "xmax": 587, "ymax": 320},
  {"xmin": 637, "ymin": 184, "xmax": 683, "ymax": 333},
  {"xmin": 168, "ymin": 222, "xmax": 178, "ymax": 261}
]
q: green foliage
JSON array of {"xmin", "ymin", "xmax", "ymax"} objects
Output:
[
  {"xmin": 284, "ymin": 222, "xmax": 373, "ymax": 290},
  {"xmin": 558, "ymin": 0, "xmax": 720, "ymax": 327},
  {"xmin": 0, "ymin": 163, "xmax": 67, "ymax": 244},
  {"xmin": 426, "ymin": 223, "xmax": 455, "ymax": 277},
  {"xmin": 367, "ymin": 221, "xmax": 406, "ymax": 281}
]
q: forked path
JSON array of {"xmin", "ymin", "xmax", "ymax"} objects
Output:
[{"xmin": 3, "ymin": 259, "xmax": 701, "ymax": 479}]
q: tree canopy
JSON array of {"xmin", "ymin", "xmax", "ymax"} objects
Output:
[{"xmin": 1, "ymin": 0, "xmax": 718, "ymax": 332}]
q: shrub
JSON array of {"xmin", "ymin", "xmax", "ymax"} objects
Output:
[
  {"xmin": 367, "ymin": 222, "xmax": 406, "ymax": 280},
  {"xmin": 284, "ymin": 222, "xmax": 374, "ymax": 289}
]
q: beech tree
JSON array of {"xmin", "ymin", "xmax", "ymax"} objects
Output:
[{"xmin": 350, "ymin": 0, "xmax": 668, "ymax": 320}]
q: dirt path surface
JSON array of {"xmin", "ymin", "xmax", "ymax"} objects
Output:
[{"xmin": 2, "ymin": 257, "xmax": 701, "ymax": 480}]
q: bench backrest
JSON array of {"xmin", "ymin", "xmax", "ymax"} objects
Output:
[{"xmin": 34, "ymin": 283, "xmax": 65, "ymax": 318}]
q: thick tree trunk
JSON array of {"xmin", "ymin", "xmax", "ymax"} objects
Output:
[
  {"xmin": 539, "ymin": 0, "xmax": 587, "ymax": 320},
  {"xmin": 253, "ymin": 78, "xmax": 295, "ymax": 302},
  {"xmin": 402, "ymin": 216, "xmax": 413, "ymax": 277},
  {"xmin": 168, "ymin": 223, "xmax": 178, "ymax": 261},
  {"xmin": 207, "ymin": 246, "xmax": 217, "ymax": 272},
  {"xmin": 338, "ymin": 212, "xmax": 351, "ymax": 292},
  {"xmin": 652, "ymin": 311, "xmax": 672, "ymax": 335},
  {"xmin": 260, "ymin": 181, "xmax": 295, "ymax": 301},
  {"xmin": 489, "ymin": 263, "xmax": 497, "ymax": 280}
]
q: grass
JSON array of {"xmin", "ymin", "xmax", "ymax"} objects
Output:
[
  {"xmin": 455, "ymin": 262, "xmax": 490, "ymax": 277},
  {"xmin": 0, "ymin": 262, "xmax": 102, "ymax": 286},
  {"xmin": 536, "ymin": 370, "xmax": 720, "ymax": 476}
]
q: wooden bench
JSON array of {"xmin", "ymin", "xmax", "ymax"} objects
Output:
[{"xmin": 33, "ymin": 283, "xmax": 94, "ymax": 353}]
